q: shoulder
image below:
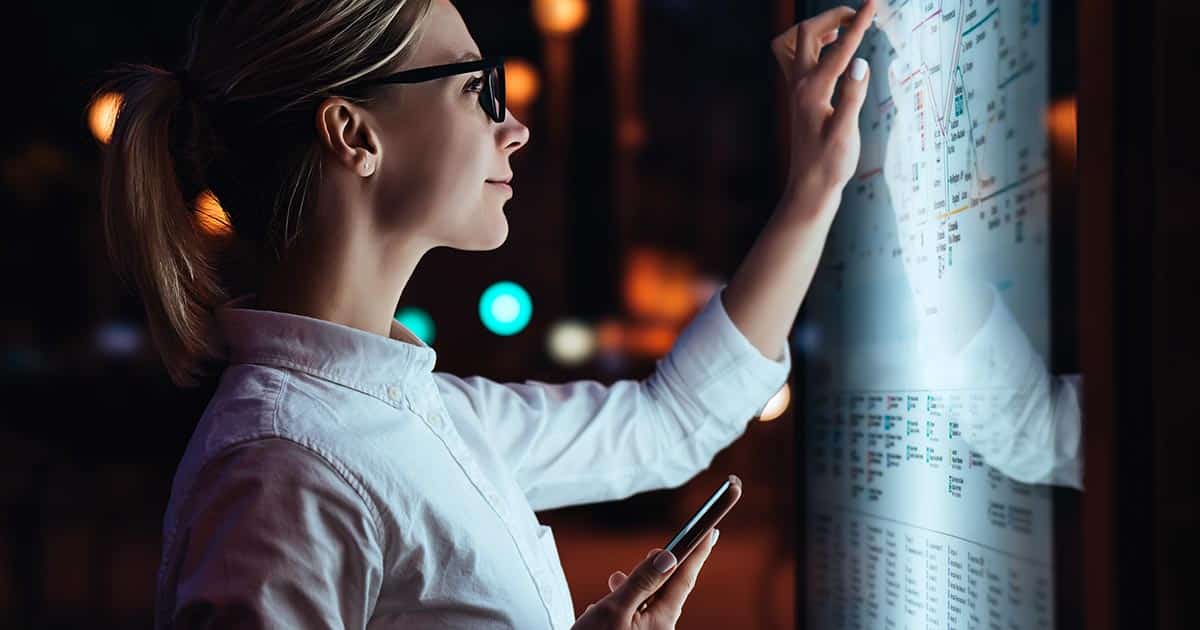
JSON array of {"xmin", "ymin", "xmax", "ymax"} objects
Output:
[
  {"xmin": 168, "ymin": 366, "xmax": 390, "ymax": 539},
  {"xmin": 189, "ymin": 436, "xmax": 379, "ymax": 531},
  {"xmin": 158, "ymin": 437, "xmax": 386, "ymax": 630}
]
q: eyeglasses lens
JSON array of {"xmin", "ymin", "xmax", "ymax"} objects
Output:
[{"xmin": 484, "ymin": 64, "xmax": 505, "ymax": 123}]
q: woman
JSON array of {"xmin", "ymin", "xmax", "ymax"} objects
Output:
[{"xmin": 94, "ymin": 0, "xmax": 875, "ymax": 627}]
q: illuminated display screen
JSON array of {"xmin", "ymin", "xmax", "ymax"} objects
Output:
[{"xmin": 801, "ymin": 1, "xmax": 1063, "ymax": 628}]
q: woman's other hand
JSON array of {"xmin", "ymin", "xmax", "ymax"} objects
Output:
[
  {"xmin": 770, "ymin": 0, "xmax": 877, "ymax": 218},
  {"xmin": 571, "ymin": 528, "xmax": 719, "ymax": 630}
]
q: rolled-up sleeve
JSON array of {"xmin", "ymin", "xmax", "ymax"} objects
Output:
[
  {"xmin": 436, "ymin": 284, "xmax": 791, "ymax": 511},
  {"xmin": 158, "ymin": 438, "xmax": 384, "ymax": 629}
]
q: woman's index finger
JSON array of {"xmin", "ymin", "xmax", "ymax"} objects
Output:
[
  {"xmin": 803, "ymin": 4, "xmax": 858, "ymax": 37},
  {"xmin": 789, "ymin": 5, "xmax": 858, "ymax": 79},
  {"xmin": 814, "ymin": 0, "xmax": 877, "ymax": 87}
]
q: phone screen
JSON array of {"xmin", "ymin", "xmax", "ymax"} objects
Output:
[
  {"xmin": 662, "ymin": 474, "xmax": 742, "ymax": 564},
  {"xmin": 636, "ymin": 475, "xmax": 743, "ymax": 613},
  {"xmin": 665, "ymin": 479, "xmax": 732, "ymax": 554}
]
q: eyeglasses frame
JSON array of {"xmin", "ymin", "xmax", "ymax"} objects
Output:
[{"xmin": 338, "ymin": 55, "xmax": 507, "ymax": 123}]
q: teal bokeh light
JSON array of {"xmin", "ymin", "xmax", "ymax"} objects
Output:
[
  {"xmin": 479, "ymin": 281, "xmax": 533, "ymax": 336},
  {"xmin": 394, "ymin": 306, "xmax": 436, "ymax": 345}
]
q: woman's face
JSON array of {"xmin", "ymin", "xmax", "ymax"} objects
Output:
[{"xmin": 367, "ymin": 0, "xmax": 530, "ymax": 252}]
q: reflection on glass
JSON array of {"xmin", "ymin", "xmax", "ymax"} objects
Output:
[
  {"xmin": 801, "ymin": 1, "xmax": 1077, "ymax": 628},
  {"xmin": 877, "ymin": 7, "xmax": 1083, "ymax": 489}
]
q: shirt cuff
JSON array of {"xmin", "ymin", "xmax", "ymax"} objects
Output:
[{"xmin": 658, "ymin": 284, "xmax": 793, "ymax": 424}]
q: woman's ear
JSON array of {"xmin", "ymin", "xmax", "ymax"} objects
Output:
[{"xmin": 315, "ymin": 96, "xmax": 382, "ymax": 177}]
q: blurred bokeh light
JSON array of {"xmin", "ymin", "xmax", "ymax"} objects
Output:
[
  {"xmin": 395, "ymin": 306, "xmax": 437, "ymax": 345},
  {"xmin": 504, "ymin": 58, "xmax": 541, "ymax": 109},
  {"xmin": 757, "ymin": 383, "xmax": 791, "ymax": 422},
  {"xmin": 532, "ymin": 0, "xmax": 589, "ymax": 36},
  {"xmin": 546, "ymin": 319, "xmax": 596, "ymax": 366},
  {"xmin": 479, "ymin": 281, "xmax": 534, "ymax": 336}
]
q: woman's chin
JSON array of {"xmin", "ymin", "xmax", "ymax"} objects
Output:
[{"xmin": 459, "ymin": 221, "xmax": 509, "ymax": 251}]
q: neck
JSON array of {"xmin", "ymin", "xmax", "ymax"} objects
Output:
[{"xmin": 256, "ymin": 215, "xmax": 430, "ymax": 340}]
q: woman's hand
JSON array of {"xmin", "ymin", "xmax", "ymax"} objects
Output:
[
  {"xmin": 719, "ymin": 1, "xmax": 878, "ymax": 369},
  {"xmin": 571, "ymin": 529, "xmax": 719, "ymax": 630},
  {"xmin": 770, "ymin": 0, "xmax": 877, "ymax": 219}
]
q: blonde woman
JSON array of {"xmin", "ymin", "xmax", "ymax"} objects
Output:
[{"xmin": 94, "ymin": 0, "xmax": 875, "ymax": 627}]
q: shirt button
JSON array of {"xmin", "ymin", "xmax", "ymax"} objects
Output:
[{"xmin": 387, "ymin": 385, "xmax": 402, "ymax": 401}]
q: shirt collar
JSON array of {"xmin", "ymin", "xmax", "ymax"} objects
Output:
[{"xmin": 214, "ymin": 294, "xmax": 437, "ymax": 399}]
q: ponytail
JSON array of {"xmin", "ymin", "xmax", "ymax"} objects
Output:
[
  {"xmin": 93, "ymin": 64, "xmax": 227, "ymax": 387},
  {"xmin": 91, "ymin": 0, "xmax": 437, "ymax": 387}
]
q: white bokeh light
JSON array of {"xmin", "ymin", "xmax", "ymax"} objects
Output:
[{"xmin": 546, "ymin": 320, "xmax": 596, "ymax": 366}]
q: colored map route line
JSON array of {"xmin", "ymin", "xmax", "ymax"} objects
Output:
[
  {"xmin": 998, "ymin": 61, "xmax": 1035, "ymax": 89},
  {"xmin": 936, "ymin": 168, "xmax": 1049, "ymax": 220},
  {"xmin": 976, "ymin": 167, "xmax": 1047, "ymax": 203},
  {"xmin": 937, "ymin": 203, "xmax": 972, "ymax": 220},
  {"xmin": 961, "ymin": 7, "xmax": 999, "ymax": 38},
  {"xmin": 912, "ymin": 8, "xmax": 942, "ymax": 32},
  {"xmin": 955, "ymin": 65, "xmax": 987, "ymax": 191},
  {"xmin": 936, "ymin": 7, "xmax": 967, "ymax": 139}
]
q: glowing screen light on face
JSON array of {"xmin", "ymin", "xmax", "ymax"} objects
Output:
[
  {"xmin": 479, "ymin": 281, "xmax": 533, "ymax": 336},
  {"xmin": 394, "ymin": 307, "xmax": 436, "ymax": 345}
]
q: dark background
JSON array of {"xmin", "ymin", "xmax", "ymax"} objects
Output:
[{"xmin": 0, "ymin": 0, "xmax": 802, "ymax": 627}]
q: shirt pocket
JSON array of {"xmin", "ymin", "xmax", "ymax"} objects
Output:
[{"xmin": 535, "ymin": 524, "xmax": 576, "ymax": 626}]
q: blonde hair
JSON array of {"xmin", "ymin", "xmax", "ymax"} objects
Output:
[{"xmin": 92, "ymin": 0, "xmax": 436, "ymax": 386}]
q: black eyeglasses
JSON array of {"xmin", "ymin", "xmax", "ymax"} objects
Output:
[{"xmin": 339, "ymin": 55, "xmax": 507, "ymax": 123}]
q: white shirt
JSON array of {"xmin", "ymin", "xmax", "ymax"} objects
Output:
[{"xmin": 154, "ymin": 285, "xmax": 791, "ymax": 629}]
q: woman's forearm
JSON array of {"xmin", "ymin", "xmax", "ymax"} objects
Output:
[
  {"xmin": 726, "ymin": 0, "xmax": 875, "ymax": 363},
  {"xmin": 721, "ymin": 182, "xmax": 841, "ymax": 362}
]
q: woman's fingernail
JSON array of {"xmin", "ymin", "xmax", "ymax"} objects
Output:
[
  {"xmin": 710, "ymin": 528, "xmax": 720, "ymax": 545},
  {"xmin": 850, "ymin": 57, "xmax": 869, "ymax": 81},
  {"xmin": 653, "ymin": 550, "xmax": 677, "ymax": 573}
]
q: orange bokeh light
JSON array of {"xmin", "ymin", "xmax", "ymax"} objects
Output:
[
  {"xmin": 532, "ymin": 0, "xmax": 589, "ymax": 36},
  {"xmin": 505, "ymin": 59, "xmax": 541, "ymax": 109},
  {"xmin": 623, "ymin": 248, "xmax": 698, "ymax": 323},
  {"xmin": 623, "ymin": 321, "xmax": 677, "ymax": 357},
  {"xmin": 1046, "ymin": 96, "xmax": 1077, "ymax": 157},
  {"xmin": 595, "ymin": 319, "xmax": 625, "ymax": 353},
  {"xmin": 88, "ymin": 91, "xmax": 123, "ymax": 144}
]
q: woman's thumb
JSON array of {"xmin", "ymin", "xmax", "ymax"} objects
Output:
[{"xmin": 608, "ymin": 549, "xmax": 677, "ymax": 610}]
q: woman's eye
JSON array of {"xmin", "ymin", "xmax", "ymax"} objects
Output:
[{"xmin": 465, "ymin": 76, "xmax": 484, "ymax": 93}]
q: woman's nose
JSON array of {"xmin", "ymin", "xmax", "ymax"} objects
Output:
[{"xmin": 502, "ymin": 110, "xmax": 531, "ymax": 151}]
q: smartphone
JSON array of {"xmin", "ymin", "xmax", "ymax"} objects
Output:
[{"xmin": 637, "ymin": 474, "xmax": 743, "ymax": 612}]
